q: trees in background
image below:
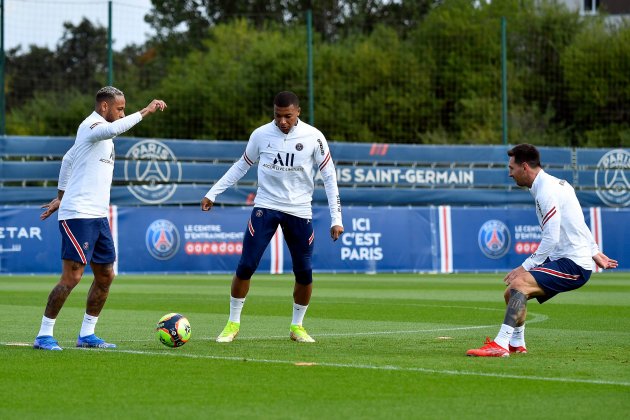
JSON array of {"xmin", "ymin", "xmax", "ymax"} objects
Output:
[{"xmin": 4, "ymin": 0, "xmax": 629, "ymax": 147}]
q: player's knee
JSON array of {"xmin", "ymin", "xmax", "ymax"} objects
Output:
[
  {"xmin": 236, "ymin": 265, "xmax": 255, "ymax": 281},
  {"xmin": 509, "ymin": 277, "xmax": 529, "ymax": 293},
  {"xmin": 294, "ymin": 269, "xmax": 313, "ymax": 285},
  {"xmin": 95, "ymin": 264, "xmax": 115, "ymax": 284}
]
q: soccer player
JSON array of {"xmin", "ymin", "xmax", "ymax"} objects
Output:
[
  {"xmin": 201, "ymin": 91, "xmax": 343, "ymax": 343},
  {"xmin": 467, "ymin": 143, "xmax": 618, "ymax": 357},
  {"xmin": 34, "ymin": 86, "xmax": 167, "ymax": 351}
]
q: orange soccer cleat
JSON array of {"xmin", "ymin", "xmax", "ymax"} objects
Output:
[
  {"xmin": 466, "ymin": 337, "xmax": 510, "ymax": 357},
  {"xmin": 509, "ymin": 344, "xmax": 528, "ymax": 354}
]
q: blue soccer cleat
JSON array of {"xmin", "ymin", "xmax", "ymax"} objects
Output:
[
  {"xmin": 33, "ymin": 335, "xmax": 63, "ymax": 351},
  {"xmin": 76, "ymin": 334, "xmax": 117, "ymax": 349}
]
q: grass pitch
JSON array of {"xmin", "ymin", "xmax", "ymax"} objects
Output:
[{"xmin": 1, "ymin": 272, "xmax": 629, "ymax": 419}]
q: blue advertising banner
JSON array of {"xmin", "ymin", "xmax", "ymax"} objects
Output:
[
  {"xmin": 310, "ymin": 206, "xmax": 434, "ymax": 273},
  {"xmin": 449, "ymin": 208, "xmax": 540, "ymax": 272},
  {"xmin": 0, "ymin": 207, "xmax": 61, "ymax": 274},
  {"xmin": 1, "ymin": 206, "xmax": 627, "ymax": 274},
  {"xmin": 119, "ymin": 207, "xmax": 248, "ymax": 274},
  {"xmin": 118, "ymin": 206, "xmax": 435, "ymax": 274},
  {"xmin": 447, "ymin": 207, "xmax": 628, "ymax": 273}
]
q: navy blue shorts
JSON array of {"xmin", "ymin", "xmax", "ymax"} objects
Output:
[
  {"xmin": 236, "ymin": 208, "xmax": 314, "ymax": 280},
  {"xmin": 529, "ymin": 258, "xmax": 591, "ymax": 304},
  {"xmin": 59, "ymin": 218, "xmax": 116, "ymax": 265}
]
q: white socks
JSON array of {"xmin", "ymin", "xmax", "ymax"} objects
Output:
[
  {"xmin": 38, "ymin": 314, "xmax": 100, "ymax": 338},
  {"xmin": 80, "ymin": 313, "xmax": 99, "ymax": 338},
  {"xmin": 37, "ymin": 316, "xmax": 56, "ymax": 337},
  {"xmin": 494, "ymin": 324, "xmax": 514, "ymax": 350},
  {"xmin": 229, "ymin": 296, "xmax": 246, "ymax": 323},
  {"xmin": 510, "ymin": 325, "xmax": 526, "ymax": 347},
  {"xmin": 291, "ymin": 303, "xmax": 308, "ymax": 326},
  {"xmin": 228, "ymin": 297, "xmax": 307, "ymax": 326}
]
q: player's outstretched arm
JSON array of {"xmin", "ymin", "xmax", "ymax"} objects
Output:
[
  {"xmin": 201, "ymin": 197, "xmax": 214, "ymax": 212},
  {"xmin": 593, "ymin": 252, "xmax": 618, "ymax": 270},
  {"xmin": 139, "ymin": 99, "xmax": 167, "ymax": 118}
]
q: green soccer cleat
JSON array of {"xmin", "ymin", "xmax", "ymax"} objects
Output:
[
  {"xmin": 216, "ymin": 321, "xmax": 240, "ymax": 343},
  {"xmin": 290, "ymin": 324, "xmax": 316, "ymax": 343}
]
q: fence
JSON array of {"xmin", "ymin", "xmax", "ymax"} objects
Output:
[{"xmin": 1, "ymin": 0, "xmax": 629, "ymax": 146}]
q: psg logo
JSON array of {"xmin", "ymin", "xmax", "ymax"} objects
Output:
[
  {"xmin": 478, "ymin": 220, "xmax": 511, "ymax": 259},
  {"xmin": 124, "ymin": 139, "xmax": 182, "ymax": 205},
  {"xmin": 594, "ymin": 149, "xmax": 629, "ymax": 207},
  {"xmin": 145, "ymin": 219, "xmax": 180, "ymax": 260}
]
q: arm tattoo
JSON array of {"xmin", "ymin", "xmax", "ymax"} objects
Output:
[{"xmin": 503, "ymin": 289, "xmax": 527, "ymax": 327}]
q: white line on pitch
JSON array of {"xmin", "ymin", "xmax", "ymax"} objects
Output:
[{"xmin": 75, "ymin": 347, "xmax": 630, "ymax": 388}]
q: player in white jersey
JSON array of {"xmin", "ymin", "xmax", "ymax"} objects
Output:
[
  {"xmin": 34, "ymin": 86, "xmax": 167, "ymax": 351},
  {"xmin": 467, "ymin": 143, "xmax": 618, "ymax": 357},
  {"xmin": 201, "ymin": 91, "xmax": 344, "ymax": 343}
]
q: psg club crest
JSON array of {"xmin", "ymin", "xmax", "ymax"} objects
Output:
[
  {"xmin": 145, "ymin": 219, "xmax": 180, "ymax": 260},
  {"xmin": 124, "ymin": 139, "xmax": 182, "ymax": 205},
  {"xmin": 478, "ymin": 220, "xmax": 511, "ymax": 259},
  {"xmin": 594, "ymin": 149, "xmax": 630, "ymax": 208}
]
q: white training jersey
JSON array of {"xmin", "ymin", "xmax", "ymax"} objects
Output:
[
  {"xmin": 58, "ymin": 111, "xmax": 143, "ymax": 220},
  {"xmin": 205, "ymin": 119, "xmax": 343, "ymax": 227},
  {"xmin": 522, "ymin": 169, "xmax": 599, "ymax": 271}
]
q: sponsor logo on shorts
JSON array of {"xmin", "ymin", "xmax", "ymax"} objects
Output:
[
  {"xmin": 478, "ymin": 220, "xmax": 511, "ymax": 259},
  {"xmin": 146, "ymin": 219, "xmax": 180, "ymax": 260},
  {"xmin": 256, "ymin": 210, "xmax": 263, "ymax": 217},
  {"xmin": 595, "ymin": 149, "xmax": 629, "ymax": 207},
  {"xmin": 124, "ymin": 139, "xmax": 182, "ymax": 204}
]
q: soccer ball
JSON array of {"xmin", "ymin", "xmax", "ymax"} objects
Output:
[{"xmin": 156, "ymin": 313, "xmax": 191, "ymax": 348}]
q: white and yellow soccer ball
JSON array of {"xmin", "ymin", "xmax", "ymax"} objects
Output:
[{"xmin": 156, "ymin": 313, "xmax": 191, "ymax": 348}]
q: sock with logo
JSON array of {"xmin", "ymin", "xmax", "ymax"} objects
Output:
[
  {"xmin": 510, "ymin": 325, "xmax": 526, "ymax": 348},
  {"xmin": 229, "ymin": 296, "xmax": 246, "ymax": 323},
  {"xmin": 494, "ymin": 324, "xmax": 513, "ymax": 350},
  {"xmin": 79, "ymin": 313, "xmax": 98, "ymax": 337},
  {"xmin": 291, "ymin": 303, "xmax": 308, "ymax": 326}
]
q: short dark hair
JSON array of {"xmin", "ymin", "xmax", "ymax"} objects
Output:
[
  {"xmin": 96, "ymin": 86, "xmax": 124, "ymax": 103},
  {"xmin": 274, "ymin": 91, "xmax": 299, "ymax": 108},
  {"xmin": 507, "ymin": 143, "xmax": 541, "ymax": 168}
]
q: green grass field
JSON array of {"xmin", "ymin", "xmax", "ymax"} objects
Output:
[{"xmin": 1, "ymin": 273, "xmax": 629, "ymax": 419}]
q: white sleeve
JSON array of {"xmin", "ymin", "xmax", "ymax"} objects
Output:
[
  {"xmin": 315, "ymin": 137, "xmax": 343, "ymax": 227},
  {"xmin": 590, "ymin": 235, "xmax": 601, "ymax": 257},
  {"xmin": 57, "ymin": 146, "xmax": 76, "ymax": 191},
  {"xmin": 86, "ymin": 112, "xmax": 143, "ymax": 142},
  {"xmin": 205, "ymin": 139, "xmax": 260, "ymax": 202},
  {"xmin": 522, "ymin": 195, "xmax": 560, "ymax": 270}
]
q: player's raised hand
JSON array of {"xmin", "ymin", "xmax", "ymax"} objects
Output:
[
  {"xmin": 40, "ymin": 197, "xmax": 61, "ymax": 220},
  {"xmin": 201, "ymin": 197, "xmax": 214, "ymax": 212},
  {"xmin": 140, "ymin": 99, "xmax": 167, "ymax": 117}
]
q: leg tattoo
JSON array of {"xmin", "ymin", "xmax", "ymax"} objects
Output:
[
  {"xmin": 86, "ymin": 263, "xmax": 115, "ymax": 316},
  {"xmin": 44, "ymin": 284, "xmax": 73, "ymax": 318},
  {"xmin": 503, "ymin": 289, "xmax": 527, "ymax": 327}
]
